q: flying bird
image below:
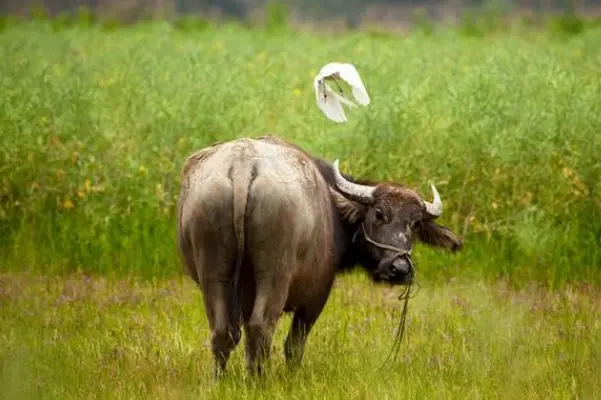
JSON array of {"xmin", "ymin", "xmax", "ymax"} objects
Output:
[{"xmin": 313, "ymin": 62, "xmax": 370, "ymax": 123}]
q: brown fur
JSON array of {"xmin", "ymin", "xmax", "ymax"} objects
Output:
[{"xmin": 329, "ymin": 188, "xmax": 365, "ymax": 224}]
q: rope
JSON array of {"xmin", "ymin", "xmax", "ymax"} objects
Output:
[
  {"xmin": 354, "ymin": 222, "xmax": 420, "ymax": 369},
  {"xmin": 378, "ymin": 280, "xmax": 421, "ymax": 370},
  {"xmin": 359, "ymin": 223, "xmax": 412, "ymax": 256}
]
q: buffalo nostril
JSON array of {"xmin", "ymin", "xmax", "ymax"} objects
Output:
[{"xmin": 391, "ymin": 258, "xmax": 410, "ymax": 274}]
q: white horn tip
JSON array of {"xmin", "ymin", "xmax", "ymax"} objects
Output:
[
  {"xmin": 430, "ymin": 182, "xmax": 440, "ymax": 198},
  {"xmin": 427, "ymin": 182, "xmax": 443, "ymax": 215}
]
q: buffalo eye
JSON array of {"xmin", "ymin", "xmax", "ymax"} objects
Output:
[
  {"xmin": 374, "ymin": 208, "xmax": 386, "ymax": 223},
  {"xmin": 410, "ymin": 219, "xmax": 422, "ymax": 230}
]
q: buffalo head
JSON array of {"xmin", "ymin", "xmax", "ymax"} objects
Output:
[{"xmin": 330, "ymin": 160, "xmax": 463, "ymax": 284}]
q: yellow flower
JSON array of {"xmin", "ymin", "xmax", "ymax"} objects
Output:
[
  {"xmin": 293, "ymin": 88, "xmax": 302, "ymax": 97},
  {"xmin": 84, "ymin": 179, "xmax": 91, "ymax": 192},
  {"xmin": 155, "ymin": 183, "xmax": 164, "ymax": 199},
  {"xmin": 62, "ymin": 199, "xmax": 74, "ymax": 209},
  {"xmin": 521, "ymin": 192, "xmax": 533, "ymax": 204},
  {"xmin": 139, "ymin": 165, "xmax": 147, "ymax": 175}
]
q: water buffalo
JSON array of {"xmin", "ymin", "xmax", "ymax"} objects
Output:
[{"xmin": 177, "ymin": 135, "xmax": 463, "ymax": 378}]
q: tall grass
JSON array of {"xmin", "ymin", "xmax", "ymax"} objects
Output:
[{"xmin": 1, "ymin": 21, "xmax": 600, "ymax": 285}]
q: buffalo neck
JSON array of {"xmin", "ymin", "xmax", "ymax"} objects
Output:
[{"xmin": 336, "ymin": 214, "xmax": 368, "ymax": 272}]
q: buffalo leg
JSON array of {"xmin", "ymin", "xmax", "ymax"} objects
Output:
[
  {"xmin": 195, "ymin": 228, "xmax": 239, "ymax": 380},
  {"xmin": 205, "ymin": 286, "xmax": 241, "ymax": 378},
  {"xmin": 182, "ymin": 229, "xmax": 240, "ymax": 378},
  {"xmin": 244, "ymin": 274, "xmax": 291, "ymax": 376},
  {"xmin": 284, "ymin": 300, "xmax": 326, "ymax": 368},
  {"xmin": 201, "ymin": 276, "xmax": 241, "ymax": 380}
]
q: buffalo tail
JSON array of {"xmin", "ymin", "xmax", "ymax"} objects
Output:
[{"xmin": 230, "ymin": 153, "xmax": 254, "ymax": 327}]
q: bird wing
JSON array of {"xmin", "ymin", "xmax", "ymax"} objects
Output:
[
  {"xmin": 335, "ymin": 64, "xmax": 370, "ymax": 106},
  {"xmin": 313, "ymin": 62, "xmax": 370, "ymax": 122}
]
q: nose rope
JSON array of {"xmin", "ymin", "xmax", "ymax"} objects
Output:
[
  {"xmin": 356, "ymin": 223, "xmax": 412, "ymax": 257},
  {"xmin": 354, "ymin": 222, "xmax": 417, "ymax": 368}
]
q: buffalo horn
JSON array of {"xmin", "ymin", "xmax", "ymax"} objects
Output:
[
  {"xmin": 332, "ymin": 159, "xmax": 375, "ymax": 204},
  {"xmin": 423, "ymin": 183, "xmax": 443, "ymax": 218}
]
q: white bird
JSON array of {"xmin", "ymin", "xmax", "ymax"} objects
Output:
[{"xmin": 313, "ymin": 62, "xmax": 370, "ymax": 123}]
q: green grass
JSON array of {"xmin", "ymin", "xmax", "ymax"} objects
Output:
[
  {"xmin": 0, "ymin": 21, "xmax": 600, "ymax": 286},
  {"xmin": 1, "ymin": 271, "xmax": 600, "ymax": 399}
]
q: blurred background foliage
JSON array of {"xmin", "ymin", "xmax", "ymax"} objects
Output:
[
  {"xmin": 2, "ymin": 0, "xmax": 601, "ymax": 33},
  {"xmin": 0, "ymin": 0, "xmax": 600, "ymax": 287}
]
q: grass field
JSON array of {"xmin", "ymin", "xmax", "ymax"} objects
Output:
[
  {"xmin": 1, "ymin": 16, "xmax": 601, "ymax": 398},
  {"xmin": 2, "ymin": 272, "xmax": 600, "ymax": 399}
]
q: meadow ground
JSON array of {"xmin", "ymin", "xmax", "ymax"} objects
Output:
[
  {"xmin": 1, "ymin": 271, "xmax": 600, "ymax": 399},
  {"xmin": 1, "ymin": 17, "xmax": 601, "ymax": 399}
]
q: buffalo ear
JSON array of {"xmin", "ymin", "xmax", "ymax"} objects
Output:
[
  {"xmin": 329, "ymin": 188, "xmax": 365, "ymax": 224},
  {"xmin": 416, "ymin": 220, "xmax": 463, "ymax": 252}
]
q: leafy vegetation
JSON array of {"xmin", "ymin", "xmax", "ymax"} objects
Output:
[{"xmin": 0, "ymin": 19, "xmax": 600, "ymax": 287}]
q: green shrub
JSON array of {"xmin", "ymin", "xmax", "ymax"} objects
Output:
[
  {"xmin": 50, "ymin": 12, "xmax": 73, "ymax": 32},
  {"xmin": 74, "ymin": 6, "xmax": 95, "ymax": 28},
  {"xmin": 546, "ymin": 13, "xmax": 586, "ymax": 36},
  {"xmin": 172, "ymin": 14, "xmax": 211, "ymax": 32},
  {"xmin": 265, "ymin": 0, "xmax": 289, "ymax": 32}
]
